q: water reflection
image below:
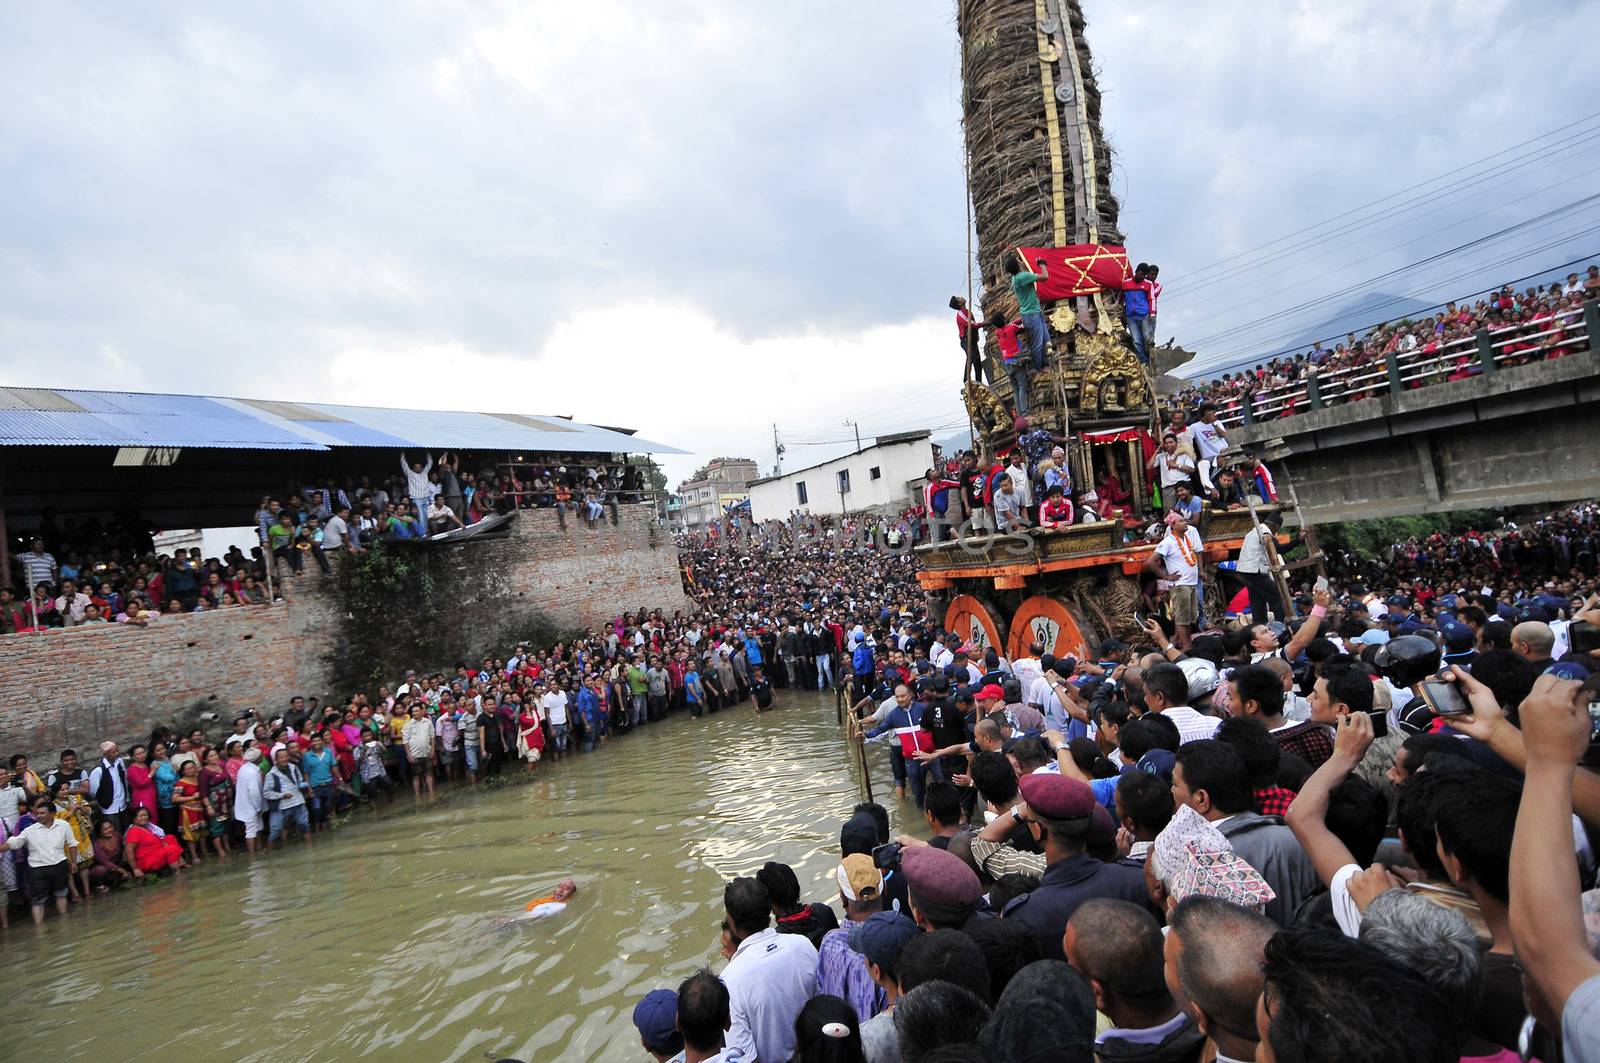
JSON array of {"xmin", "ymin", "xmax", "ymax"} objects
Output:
[{"xmin": 10, "ymin": 691, "xmax": 895, "ymax": 1062}]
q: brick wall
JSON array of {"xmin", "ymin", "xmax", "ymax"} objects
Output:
[{"xmin": 0, "ymin": 505, "xmax": 688, "ymax": 761}]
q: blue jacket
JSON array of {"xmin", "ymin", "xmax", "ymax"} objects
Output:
[
  {"xmin": 1123, "ymin": 285, "xmax": 1151, "ymax": 318},
  {"xmin": 744, "ymin": 636, "xmax": 763, "ymax": 665},
  {"xmin": 1006, "ymin": 853, "xmax": 1155, "ymax": 961},
  {"xmin": 852, "ymin": 641, "xmax": 875, "ymax": 677},
  {"xmin": 865, "ymin": 701, "xmax": 925, "ymax": 742},
  {"xmin": 577, "ymin": 688, "xmax": 605, "ymax": 734}
]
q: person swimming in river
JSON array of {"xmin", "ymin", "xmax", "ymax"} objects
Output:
[{"xmin": 522, "ymin": 876, "xmax": 578, "ymax": 920}]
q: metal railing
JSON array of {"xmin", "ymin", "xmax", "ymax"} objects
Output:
[{"xmin": 1210, "ymin": 300, "xmax": 1598, "ymax": 428}]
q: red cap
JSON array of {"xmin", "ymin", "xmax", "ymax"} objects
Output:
[{"xmin": 976, "ymin": 683, "xmax": 1005, "ymax": 701}]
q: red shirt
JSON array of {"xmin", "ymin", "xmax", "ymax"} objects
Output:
[
  {"xmin": 993, "ymin": 321, "xmax": 1022, "ymax": 361},
  {"xmin": 1039, "ymin": 498, "xmax": 1074, "ymax": 528},
  {"xmin": 1253, "ymin": 786, "xmax": 1297, "ymax": 818},
  {"xmin": 955, "ymin": 308, "xmax": 978, "ymax": 339}
]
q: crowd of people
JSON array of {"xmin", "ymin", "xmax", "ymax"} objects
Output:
[
  {"xmin": 254, "ymin": 450, "xmax": 655, "ymax": 572},
  {"xmin": 1177, "ymin": 265, "xmax": 1599, "ymax": 421},
  {"xmin": 0, "ymin": 451, "xmax": 656, "ymax": 631},
  {"xmin": 910, "ymin": 406, "xmax": 1274, "ymax": 557},
  {"xmin": 628, "ymin": 497, "xmax": 1600, "ymax": 1062},
  {"xmin": 0, "ymin": 514, "xmax": 925, "ymax": 924},
  {"xmin": 6, "ymin": 455, "xmax": 1600, "ymax": 1060}
]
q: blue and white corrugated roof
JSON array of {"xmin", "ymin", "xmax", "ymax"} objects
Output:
[{"xmin": 0, "ymin": 387, "xmax": 685, "ymax": 454}]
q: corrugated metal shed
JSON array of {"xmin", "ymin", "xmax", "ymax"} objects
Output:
[{"xmin": 0, "ymin": 387, "xmax": 685, "ymax": 454}]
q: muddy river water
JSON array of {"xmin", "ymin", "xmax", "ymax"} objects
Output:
[{"xmin": 9, "ymin": 691, "xmax": 901, "ymax": 1062}]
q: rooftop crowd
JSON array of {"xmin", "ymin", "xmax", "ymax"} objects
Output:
[
  {"xmin": 1, "ymin": 451, "xmax": 653, "ymax": 631},
  {"xmin": 5, "ymin": 468, "xmax": 1600, "ymax": 1060},
  {"xmin": 1176, "ymin": 265, "xmax": 1599, "ymax": 421}
]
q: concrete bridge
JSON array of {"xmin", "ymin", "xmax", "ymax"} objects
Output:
[{"xmin": 1224, "ymin": 302, "xmax": 1600, "ymax": 522}]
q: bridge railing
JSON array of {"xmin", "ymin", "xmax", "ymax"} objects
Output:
[{"xmin": 1213, "ymin": 300, "xmax": 1597, "ymax": 428}]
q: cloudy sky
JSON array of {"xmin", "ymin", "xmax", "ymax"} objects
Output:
[{"xmin": 2, "ymin": 1, "xmax": 1596, "ymax": 483}]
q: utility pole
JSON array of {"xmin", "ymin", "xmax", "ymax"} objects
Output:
[
  {"xmin": 773, "ymin": 423, "xmax": 785, "ymax": 476},
  {"xmin": 844, "ymin": 419, "xmax": 862, "ymax": 454}
]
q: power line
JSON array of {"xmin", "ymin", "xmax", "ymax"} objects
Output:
[
  {"xmin": 1186, "ymin": 223, "xmax": 1600, "ymax": 369},
  {"xmin": 1171, "ymin": 110, "xmax": 1600, "ymax": 287},
  {"xmin": 1181, "ymin": 191, "xmax": 1600, "ymax": 353},
  {"xmin": 1178, "ymin": 189, "xmax": 1600, "ymax": 346},
  {"xmin": 1171, "ymin": 130, "xmax": 1600, "ymax": 304}
]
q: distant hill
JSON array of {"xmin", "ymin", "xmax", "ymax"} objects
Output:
[{"xmin": 1270, "ymin": 290, "xmax": 1437, "ymax": 355}]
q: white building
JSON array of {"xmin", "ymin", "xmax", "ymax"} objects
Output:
[
  {"xmin": 677, "ymin": 457, "xmax": 760, "ymax": 530},
  {"xmin": 746, "ymin": 431, "xmax": 940, "ymax": 522}
]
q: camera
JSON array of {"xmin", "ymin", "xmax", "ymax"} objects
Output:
[{"xmin": 1418, "ymin": 672, "xmax": 1470, "ymax": 717}]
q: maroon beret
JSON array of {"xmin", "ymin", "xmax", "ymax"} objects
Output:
[
  {"xmin": 901, "ymin": 845, "xmax": 983, "ymax": 907},
  {"xmin": 1019, "ymin": 772, "xmax": 1096, "ymax": 821}
]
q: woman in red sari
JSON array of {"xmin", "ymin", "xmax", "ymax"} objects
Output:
[{"xmin": 123, "ymin": 806, "xmax": 184, "ymax": 876}]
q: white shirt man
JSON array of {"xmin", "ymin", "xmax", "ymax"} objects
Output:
[
  {"xmin": 88, "ymin": 747, "xmax": 129, "ymax": 817},
  {"xmin": 55, "ymin": 589, "xmax": 91, "ymax": 626},
  {"xmin": 428, "ymin": 498, "xmax": 461, "ymax": 529},
  {"xmin": 723, "ymin": 926, "xmax": 819, "ymax": 1063},
  {"xmin": 234, "ymin": 753, "xmax": 265, "ymax": 837},
  {"xmin": 1005, "ymin": 460, "xmax": 1033, "ymax": 508},
  {"xmin": 1026, "ymin": 674, "xmax": 1071, "ymax": 733},
  {"xmin": 323, "ymin": 512, "xmax": 351, "ymax": 549},
  {"xmin": 1011, "ymin": 651, "xmax": 1043, "ymax": 692},
  {"xmin": 1153, "ymin": 524, "xmax": 1203, "ymax": 588},
  {"xmin": 542, "ymin": 688, "xmax": 569, "ymax": 727},
  {"xmin": 1163, "ymin": 702, "xmax": 1222, "ymax": 745},
  {"xmin": 994, "ymin": 481, "xmax": 1024, "ymax": 531},
  {"xmin": 1152, "ymin": 448, "xmax": 1196, "ymax": 490},
  {"xmin": 1236, "ymin": 522, "xmax": 1274, "ymax": 575},
  {"xmin": 5, "ymin": 812, "xmax": 77, "ymax": 867},
  {"xmin": 1191, "ymin": 416, "xmax": 1228, "ymax": 463}
]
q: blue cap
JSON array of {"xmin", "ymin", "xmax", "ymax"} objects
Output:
[
  {"xmin": 1517, "ymin": 602, "xmax": 1554, "ymax": 623},
  {"xmin": 1545, "ymin": 661, "xmax": 1590, "ymax": 681},
  {"xmin": 848, "ymin": 911, "xmax": 920, "ymax": 968},
  {"xmin": 1439, "ymin": 622, "xmax": 1473, "ymax": 653},
  {"xmin": 1535, "ymin": 593, "xmax": 1567, "ymax": 614},
  {"xmin": 1356, "ymin": 629, "xmax": 1391, "ymax": 646},
  {"xmin": 1384, "ymin": 612, "xmax": 1408, "ymax": 625},
  {"xmin": 1132, "ymin": 748, "xmax": 1176, "ymax": 784},
  {"xmin": 1438, "ymin": 594, "xmax": 1461, "ymax": 609},
  {"xmin": 1398, "ymin": 620, "xmax": 1429, "ymax": 636},
  {"xmin": 632, "ymin": 989, "xmax": 681, "ymax": 1052}
]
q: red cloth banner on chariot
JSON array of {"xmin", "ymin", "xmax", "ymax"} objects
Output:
[{"xmin": 1017, "ymin": 245, "xmax": 1131, "ymax": 302}]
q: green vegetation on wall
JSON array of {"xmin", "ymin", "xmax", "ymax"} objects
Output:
[
  {"xmin": 322, "ymin": 546, "xmax": 575, "ymax": 695},
  {"xmin": 1319, "ymin": 509, "xmax": 1495, "ymax": 560}
]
